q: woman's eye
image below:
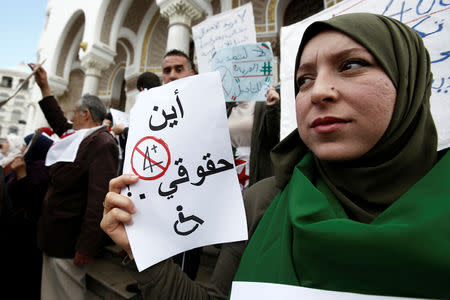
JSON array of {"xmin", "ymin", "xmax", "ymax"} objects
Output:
[
  {"xmin": 341, "ymin": 59, "xmax": 370, "ymax": 71},
  {"xmin": 297, "ymin": 75, "xmax": 313, "ymax": 89}
]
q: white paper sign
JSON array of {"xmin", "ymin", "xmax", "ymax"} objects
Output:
[
  {"xmin": 110, "ymin": 108, "xmax": 130, "ymax": 127},
  {"xmin": 230, "ymin": 282, "xmax": 430, "ymax": 300},
  {"xmin": 192, "ymin": 3, "xmax": 257, "ymax": 73},
  {"xmin": 122, "ymin": 72, "xmax": 248, "ymax": 271},
  {"xmin": 280, "ymin": 0, "xmax": 450, "ymax": 150},
  {"xmin": 211, "ymin": 42, "xmax": 274, "ymax": 102}
]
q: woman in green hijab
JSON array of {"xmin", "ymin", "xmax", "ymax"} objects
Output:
[
  {"xmin": 234, "ymin": 12, "xmax": 449, "ymax": 298},
  {"xmin": 101, "ymin": 13, "xmax": 449, "ymax": 299}
]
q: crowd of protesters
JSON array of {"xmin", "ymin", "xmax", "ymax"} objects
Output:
[
  {"xmin": 0, "ymin": 47, "xmax": 280, "ymax": 299},
  {"xmin": 2, "ymin": 10, "xmax": 449, "ymax": 300}
]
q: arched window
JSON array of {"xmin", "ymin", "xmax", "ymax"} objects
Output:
[
  {"xmin": 8, "ymin": 126, "xmax": 18, "ymax": 134},
  {"xmin": 14, "ymin": 98, "xmax": 25, "ymax": 106},
  {"xmin": 11, "ymin": 110, "xmax": 22, "ymax": 122},
  {"xmin": 18, "ymin": 79, "xmax": 29, "ymax": 90},
  {"xmin": 1, "ymin": 76, "xmax": 13, "ymax": 88},
  {"xmin": 284, "ymin": 0, "xmax": 324, "ymax": 26}
]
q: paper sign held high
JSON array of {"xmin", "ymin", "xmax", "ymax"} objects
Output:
[
  {"xmin": 211, "ymin": 42, "xmax": 274, "ymax": 102},
  {"xmin": 122, "ymin": 72, "xmax": 248, "ymax": 272}
]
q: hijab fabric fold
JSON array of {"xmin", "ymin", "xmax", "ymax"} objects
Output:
[{"xmin": 234, "ymin": 13, "xmax": 449, "ymax": 298}]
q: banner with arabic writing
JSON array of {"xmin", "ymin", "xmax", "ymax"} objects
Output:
[
  {"xmin": 122, "ymin": 72, "xmax": 248, "ymax": 272},
  {"xmin": 211, "ymin": 42, "xmax": 274, "ymax": 102},
  {"xmin": 192, "ymin": 2, "xmax": 257, "ymax": 73}
]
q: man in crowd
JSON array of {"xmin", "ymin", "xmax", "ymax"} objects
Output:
[
  {"xmin": 137, "ymin": 71, "xmax": 161, "ymax": 91},
  {"xmin": 161, "ymin": 49, "xmax": 196, "ymax": 83},
  {"xmin": 110, "ymin": 71, "xmax": 161, "ymax": 175},
  {"xmin": 30, "ymin": 63, "xmax": 119, "ymax": 300}
]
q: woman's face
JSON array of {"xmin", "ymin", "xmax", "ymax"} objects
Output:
[
  {"xmin": 1, "ymin": 140, "xmax": 9, "ymax": 155},
  {"xmin": 296, "ymin": 30, "xmax": 396, "ymax": 161}
]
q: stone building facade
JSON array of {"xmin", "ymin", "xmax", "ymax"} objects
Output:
[
  {"xmin": 26, "ymin": 0, "xmax": 343, "ymax": 134},
  {"xmin": 0, "ymin": 63, "xmax": 36, "ymax": 139}
]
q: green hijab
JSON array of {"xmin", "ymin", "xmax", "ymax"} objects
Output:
[
  {"xmin": 287, "ymin": 13, "xmax": 438, "ymax": 223},
  {"xmin": 234, "ymin": 14, "xmax": 449, "ymax": 297}
]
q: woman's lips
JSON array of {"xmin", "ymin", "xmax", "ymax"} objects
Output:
[{"xmin": 311, "ymin": 116, "xmax": 350, "ymax": 133}]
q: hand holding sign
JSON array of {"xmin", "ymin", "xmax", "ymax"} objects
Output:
[
  {"xmin": 120, "ymin": 72, "xmax": 247, "ymax": 271},
  {"xmin": 101, "ymin": 174, "xmax": 138, "ymax": 259}
]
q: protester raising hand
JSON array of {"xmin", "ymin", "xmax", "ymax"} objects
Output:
[
  {"xmin": 28, "ymin": 63, "xmax": 51, "ymax": 97},
  {"xmin": 265, "ymin": 86, "xmax": 280, "ymax": 106},
  {"xmin": 8, "ymin": 156, "xmax": 27, "ymax": 180}
]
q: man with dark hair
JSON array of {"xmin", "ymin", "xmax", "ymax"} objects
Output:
[
  {"xmin": 29, "ymin": 63, "xmax": 119, "ymax": 300},
  {"xmin": 137, "ymin": 71, "xmax": 161, "ymax": 91},
  {"xmin": 162, "ymin": 49, "xmax": 197, "ymax": 83}
]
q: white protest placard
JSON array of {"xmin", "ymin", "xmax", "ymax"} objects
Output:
[
  {"xmin": 110, "ymin": 108, "xmax": 130, "ymax": 127},
  {"xmin": 122, "ymin": 72, "xmax": 248, "ymax": 271},
  {"xmin": 211, "ymin": 42, "xmax": 274, "ymax": 102},
  {"xmin": 280, "ymin": 0, "xmax": 450, "ymax": 150},
  {"xmin": 192, "ymin": 2, "xmax": 257, "ymax": 73},
  {"xmin": 230, "ymin": 282, "xmax": 430, "ymax": 300}
]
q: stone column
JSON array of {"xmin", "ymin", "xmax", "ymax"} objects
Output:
[
  {"xmin": 221, "ymin": 0, "xmax": 232, "ymax": 12},
  {"xmin": 80, "ymin": 55, "xmax": 110, "ymax": 96},
  {"xmin": 158, "ymin": 0, "xmax": 209, "ymax": 54},
  {"xmin": 80, "ymin": 44, "xmax": 115, "ymax": 96}
]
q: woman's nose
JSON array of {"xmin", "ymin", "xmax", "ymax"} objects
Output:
[{"xmin": 310, "ymin": 72, "xmax": 338, "ymax": 104}]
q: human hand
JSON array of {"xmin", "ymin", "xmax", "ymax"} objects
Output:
[
  {"xmin": 28, "ymin": 63, "xmax": 51, "ymax": 97},
  {"xmin": 111, "ymin": 124, "xmax": 125, "ymax": 135},
  {"xmin": 9, "ymin": 156, "xmax": 27, "ymax": 180},
  {"xmin": 74, "ymin": 251, "xmax": 93, "ymax": 266},
  {"xmin": 265, "ymin": 87, "xmax": 280, "ymax": 106},
  {"xmin": 100, "ymin": 174, "xmax": 139, "ymax": 259}
]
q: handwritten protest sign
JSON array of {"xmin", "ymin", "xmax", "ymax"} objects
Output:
[
  {"xmin": 110, "ymin": 108, "xmax": 130, "ymax": 127},
  {"xmin": 211, "ymin": 42, "xmax": 274, "ymax": 102},
  {"xmin": 192, "ymin": 3, "xmax": 256, "ymax": 73},
  {"xmin": 279, "ymin": 0, "xmax": 450, "ymax": 150},
  {"xmin": 230, "ymin": 282, "xmax": 428, "ymax": 300},
  {"xmin": 122, "ymin": 72, "xmax": 248, "ymax": 271}
]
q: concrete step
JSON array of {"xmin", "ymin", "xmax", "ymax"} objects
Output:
[
  {"xmin": 86, "ymin": 244, "xmax": 220, "ymax": 299},
  {"xmin": 86, "ymin": 245, "xmax": 141, "ymax": 300}
]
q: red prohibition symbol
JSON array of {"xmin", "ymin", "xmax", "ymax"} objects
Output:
[{"xmin": 131, "ymin": 136, "xmax": 171, "ymax": 180}]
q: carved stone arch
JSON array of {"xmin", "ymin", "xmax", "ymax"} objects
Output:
[
  {"xmin": 117, "ymin": 37, "xmax": 135, "ymax": 67},
  {"xmin": 53, "ymin": 11, "xmax": 85, "ymax": 80},
  {"xmin": 141, "ymin": 12, "xmax": 168, "ymax": 73},
  {"xmin": 98, "ymin": 42, "xmax": 128, "ymax": 107},
  {"xmin": 107, "ymin": 0, "xmax": 156, "ymax": 52},
  {"xmin": 99, "ymin": 0, "xmax": 122, "ymax": 45},
  {"xmin": 110, "ymin": 67, "xmax": 126, "ymax": 110}
]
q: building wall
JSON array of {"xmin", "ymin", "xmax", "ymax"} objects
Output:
[
  {"xmin": 0, "ymin": 64, "xmax": 35, "ymax": 139},
  {"xmin": 27, "ymin": 0, "xmax": 343, "ymax": 134}
]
